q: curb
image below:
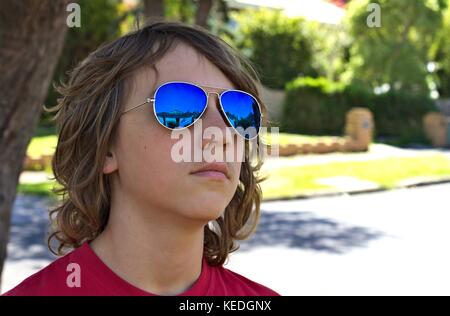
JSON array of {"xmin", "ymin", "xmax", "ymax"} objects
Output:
[{"xmin": 262, "ymin": 177, "xmax": 450, "ymax": 202}]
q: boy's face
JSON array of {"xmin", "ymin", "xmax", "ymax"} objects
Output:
[{"xmin": 103, "ymin": 41, "xmax": 243, "ymax": 223}]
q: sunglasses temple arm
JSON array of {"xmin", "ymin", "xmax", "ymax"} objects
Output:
[{"xmin": 122, "ymin": 98, "xmax": 154, "ymax": 114}]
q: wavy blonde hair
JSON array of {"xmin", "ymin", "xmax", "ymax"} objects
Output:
[{"xmin": 47, "ymin": 21, "xmax": 269, "ymax": 266}]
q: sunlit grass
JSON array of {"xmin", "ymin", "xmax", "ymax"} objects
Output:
[
  {"xmin": 18, "ymin": 155, "xmax": 450, "ymax": 201},
  {"xmin": 17, "ymin": 181, "xmax": 60, "ymax": 199},
  {"xmin": 26, "ymin": 135, "xmax": 57, "ymax": 158},
  {"xmin": 260, "ymin": 155, "xmax": 450, "ymax": 200}
]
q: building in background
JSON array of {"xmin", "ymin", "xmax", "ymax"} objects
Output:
[{"xmin": 225, "ymin": 0, "xmax": 346, "ymax": 25}]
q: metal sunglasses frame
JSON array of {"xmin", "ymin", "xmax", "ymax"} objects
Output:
[{"xmin": 121, "ymin": 80, "xmax": 263, "ymax": 140}]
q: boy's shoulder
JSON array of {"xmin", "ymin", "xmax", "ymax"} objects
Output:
[
  {"xmin": 3, "ymin": 254, "xmax": 71, "ymax": 296},
  {"xmin": 209, "ymin": 264, "xmax": 280, "ymax": 296},
  {"xmin": 2, "ymin": 245, "xmax": 89, "ymax": 296},
  {"xmin": 3, "ymin": 244, "xmax": 281, "ymax": 296}
]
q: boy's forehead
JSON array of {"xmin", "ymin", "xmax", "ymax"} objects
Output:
[
  {"xmin": 129, "ymin": 42, "xmax": 236, "ymax": 96},
  {"xmin": 151, "ymin": 43, "xmax": 236, "ymax": 90}
]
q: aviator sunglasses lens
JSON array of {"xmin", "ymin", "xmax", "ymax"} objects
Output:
[
  {"xmin": 154, "ymin": 82, "xmax": 207, "ymax": 129},
  {"xmin": 220, "ymin": 90, "xmax": 261, "ymax": 140}
]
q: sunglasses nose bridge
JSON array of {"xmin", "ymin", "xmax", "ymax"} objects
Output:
[
  {"xmin": 206, "ymin": 91, "xmax": 221, "ymax": 99},
  {"xmin": 203, "ymin": 91, "xmax": 230, "ymax": 126},
  {"xmin": 205, "ymin": 91, "xmax": 222, "ymax": 111}
]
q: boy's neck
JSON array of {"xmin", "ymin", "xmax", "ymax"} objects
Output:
[{"xmin": 90, "ymin": 198, "xmax": 205, "ymax": 295}]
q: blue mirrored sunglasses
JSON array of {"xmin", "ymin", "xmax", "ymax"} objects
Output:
[{"xmin": 121, "ymin": 81, "xmax": 263, "ymax": 140}]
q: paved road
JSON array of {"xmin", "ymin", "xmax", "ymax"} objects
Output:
[
  {"xmin": 2, "ymin": 184, "xmax": 450, "ymax": 295},
  {"xmin": 227, "ymin": 183, "xmax": 450, "ymax": 295}
]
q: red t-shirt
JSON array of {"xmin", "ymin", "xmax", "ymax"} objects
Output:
[{"xmin": 3, "ymin": 242, "xmax": 279, "ymax": 296}]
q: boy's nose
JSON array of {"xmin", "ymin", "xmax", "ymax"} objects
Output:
[
  {"xmin": 196, "ymin": 92, "xmax": 234, "ymax": 152},
  {"xmin": 202, "ymin": 92, "xmax": 229, "ymax": 129}
]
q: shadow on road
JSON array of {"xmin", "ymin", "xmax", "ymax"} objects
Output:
[
  {"xmin": 239, "ymin": 210, "xmax": 384, "ymax": 254},
  {"xmin": 8, "ymin": 195, "xmax": 384, "ymax": 261},
  {"xmin": 7, "ymin": 195, "xmax": 56, "ymax": 262}
]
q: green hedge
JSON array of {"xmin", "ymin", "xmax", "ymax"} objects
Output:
[
  {"xmin": 281, "ymin": 77, "xmax": 437, "ymax": 144},
  {"xmin": 282, "ymin": 77, "xmax": 351, "ymax": 135}
]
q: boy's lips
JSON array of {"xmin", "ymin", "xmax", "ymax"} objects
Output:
[{"xmin": 190, "ymin": 162, "xmax": 230, "ymax": 180}]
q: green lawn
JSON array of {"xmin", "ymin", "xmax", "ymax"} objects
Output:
[
  {"xmin": 17, "ymin": 181, "xmax": 60, "ymax": 199},
  {"xmin": 260, "ymin": 155, "xmax": 450, "ymax": 200},
  {"xmin": 19, "ymin": 155, "xmax": 450, "ymax": 200},
  {"xmin": 21, "ymin": 132, "xmax": 450, "ymax": 201},
  {"xmin": 27, "ymin": 134, "xmax": 57, "ymax": 158}
]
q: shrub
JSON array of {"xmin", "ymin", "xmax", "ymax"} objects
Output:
[
  {"xmin": 281, "ymin": 77, "xmax": 437, "ymax": 144},
  {"xmin": 282, "ymin": 77, "xmax": 351, "ymax": 135}
]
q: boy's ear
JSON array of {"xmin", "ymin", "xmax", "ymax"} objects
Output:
[{"xmin": 103, "ymin": 149, "xmax": 118, "ymax": 174}]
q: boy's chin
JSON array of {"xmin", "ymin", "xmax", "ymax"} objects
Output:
[{"xmin": 179, "ymin": 208, "xmax": 224, "ymax": 224}]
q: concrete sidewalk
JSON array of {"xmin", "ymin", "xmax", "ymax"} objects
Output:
[{"xmin": 263, "ymin": 143, "xmax": 450, "ymax": 169}]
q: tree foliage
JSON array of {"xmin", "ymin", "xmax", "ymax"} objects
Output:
[
  {"xmin": 44, "ymin": 0, "xmax": 121, "ymax": 113},
  {"xmin": 345, "ymin": 0, "xmax": 446, "ymax": 94},
  {"xmin": 432, "ymin": 2, "xmax": 450, "ymax": 97},
  {"xmin": 228, "ymin": 8, "xmax": 316, "ymax": 90}
]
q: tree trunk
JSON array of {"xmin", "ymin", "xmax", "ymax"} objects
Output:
[
  {"xmin": 0, "ymin": 0, "xmax": 70, "ymax": 289},
  {"xmin": 143, "ymin": 0, "xmax": 164, "ymax": 22},
  {"xmin": 195, "ymin": 0, "xmax": 214, "ymax": 28}
]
